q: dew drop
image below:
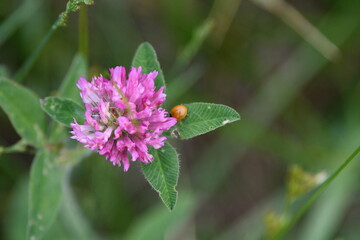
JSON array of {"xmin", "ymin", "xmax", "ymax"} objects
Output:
[
  {"xmin": 30, "ymin": 236, "xmax": 37, "ymax": 240},
  {"xmin": 42, "ymin": 169, "xmax": 48, "ymax": 176},
  {"xmin": 207, "ymin": 106, "xmax": 211, "ymax": 109},
  {"xmin": 37, "ymin": 214, "xmax": 43, "ymax": 220}
]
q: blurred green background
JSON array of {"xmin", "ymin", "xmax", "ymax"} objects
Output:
[{"xmin": 0, "ymin": 0, "xmax": 360, "ymax": 239}]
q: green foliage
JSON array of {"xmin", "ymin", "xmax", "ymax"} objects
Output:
[
  {"xmin": 47, "ymin": 53, "xmax": 88, "ymax": 143},
  {"xmin": 58, "ymin": 54, "xmax": 87, "ymax": 102},
  {"xmin": 132, "ymin": 42, "xmax": 166, "ymax": 91},
  {"xmin": 272, "ymin": 146, "xmax": 360, "ymax": 240},
  {"xmin": 0, "ymin": 65, "xmax": 10, "ymax": 77},
  {"xmin": 56, "ymin": 178, "xmax": 98, "ymax": 240},
  {"xmin": 0, "ymin": 78, "xmax": 45, "ymax": 148},
  {"xmin": 12, "ymin": 0, "xmax": 92, "ymax": 83},
  {"xmin": 174, "ymin": 102, "xmax": 240, "ymax": 139},
  {"xmin": 133, "ymin": 42, "xmax": 180, "ymax": 210},
  {"xmin": 27, "ymin": 150, "xmax": 65, "ymax": 240},
  {"xmin": 40, "ymin": 97, "xmax": 85, "ymax": 127},
  {"xmin": 1, "ymin": 0, "xmax": 359, "ymax": 239},
  {"xmin": 5, "ymin": 178, "xmax": 28, "ymax": 240},
  {"xmin": 141, "ymin": 143, "xmax": 179, "ymax": 211}
]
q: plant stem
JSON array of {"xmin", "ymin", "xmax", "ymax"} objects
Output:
[
  {"xmin": 13, "ymin": 1, "xmax": 93, "ymax": 83},
  {"xmin": 273, "ymin": 145, "xmax": 360, "ymax": 239},
  {"xmin": 78, "ymin": 5, "xmax": 89, "ymax": 59},
  {"xmin": 13, "ymin": 27, "xmax": 55, "ymax": 82},
  {"xmin": 0, "ymin": 139, "xmax": 28, "ymax": 155}
]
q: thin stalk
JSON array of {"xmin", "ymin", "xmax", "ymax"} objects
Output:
[
  {"xmin": 13, "ymin": 26, "xmax": 56, "ymax": 82},
  {"xmin": 78, "ymin": 5, "xmax": 89, "ymax": 58},
  {"xmin": 273, "ymin": 145, "xmax": 360, "ymax": 239},
  {"xmin": 0, "ymin": 139, "xmax": 28, "ymax": 155},
  {"xmin": 13, "ymin": 1, "xmax": 93, "ymax": 83},
  {"xmin": 252, "ymin": 0, "xmax": 340, "ymax": 61}
]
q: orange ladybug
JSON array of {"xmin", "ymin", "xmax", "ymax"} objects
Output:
[{"xmin": 170, "ymin": 105, "xmax": 187, "ymax": 121}]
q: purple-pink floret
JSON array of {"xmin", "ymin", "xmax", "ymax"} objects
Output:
[{"xmin": 70, "ymin": 66, "xmax": 177, "ymax": 171}]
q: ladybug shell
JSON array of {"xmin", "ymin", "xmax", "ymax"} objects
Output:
[{"xmin": 170, "ymin": 105, "xmax": 187, "ymax": 121}]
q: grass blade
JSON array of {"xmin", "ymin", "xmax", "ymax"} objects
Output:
[{"xmin": 273, "ymin": 145, "xmax": 360, "ymax": 239}]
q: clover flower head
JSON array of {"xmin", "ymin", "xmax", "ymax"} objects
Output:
[{"xmin": 70, "ymin": 66, "xmax": 177, "ymax": 171}]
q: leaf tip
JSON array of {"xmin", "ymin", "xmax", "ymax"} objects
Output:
[
  {"xmin": 166, "ymin": 195, "xmax": 178, "ymax": 211},
  {"xmin": 141, "ymin": 41, "xmax": 152, "ymax": 48}
]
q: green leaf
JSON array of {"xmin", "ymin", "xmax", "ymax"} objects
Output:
[
  {"xmin": 27, "ymin": 150, "xmax": 65, "ymax": 240},
  {"xmin": 40, "ymin": 97, "xmax": 85, "ymax": 127},
  {"xmin": 0, "ymin": 64, "xmax": 10, "ymax": 78},
  {"xmin": 57, "ymin": 179, "xmax": 98, "ymax": 240},
  {"xmin": 58, "ymin": 53, "xmax": 87, "ymax": 102},
  {"xmin": 0, "ymin": 78, "xmax": 45, "ymax": 147},
  {"xmin": 141, "ymin": 143, "xmax": 179, "ymax": 210},
  {"xmin": 48, "ymin": 53, "xmax": 87, "ymax": 143},
  {"xmin": 5, "ymin": 178, "xmax": 29, "ymax": 240},
  {"xmin": 174, "ymin": 102, "xmax": 240, "ymax": 139},
  {"xmin": 132, "ymin": 42, "xmax": 166, "ymax": 91}
]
